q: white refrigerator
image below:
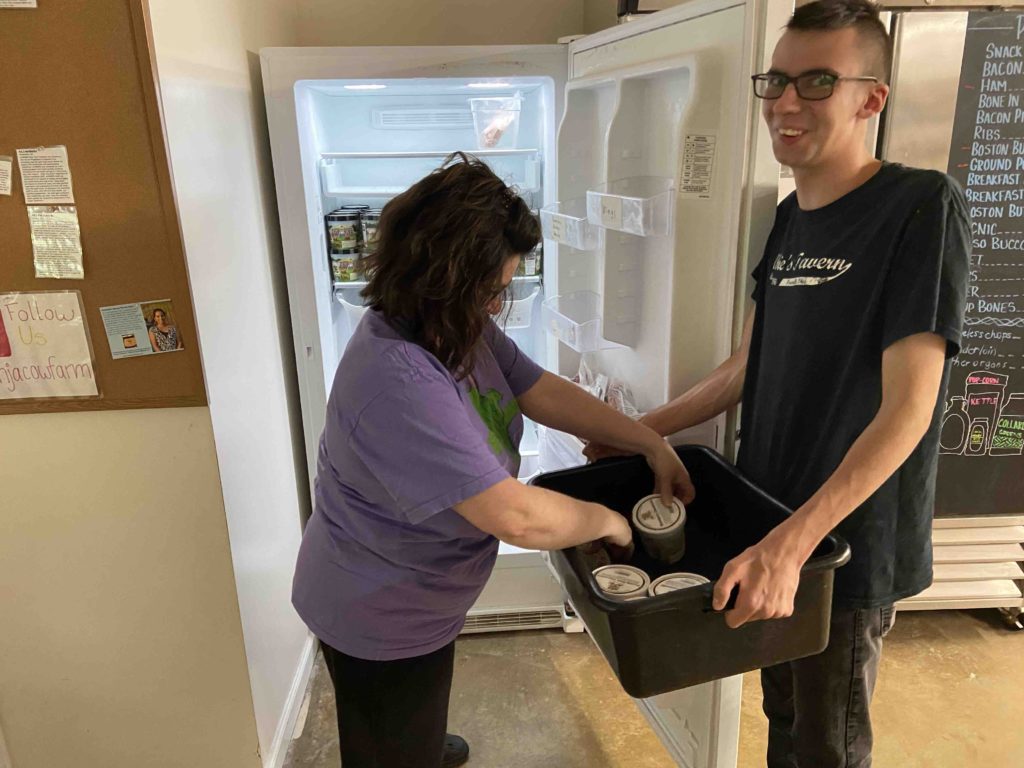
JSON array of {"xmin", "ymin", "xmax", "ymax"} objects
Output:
[{"xmin": 262, "ymin": 1, "xmax": 782, "ymax": 764}]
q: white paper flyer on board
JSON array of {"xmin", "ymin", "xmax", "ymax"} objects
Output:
[
  {"xmin": 27, "ymin": 205, "xmax": 85, "ymax": 279},
  {"xmin": 0, "ymin": 156, "xmax": 12, "ymax": 196},
  {"xmin": 16, "ymin": 145, "xmax": 75, "ymax": 204}
]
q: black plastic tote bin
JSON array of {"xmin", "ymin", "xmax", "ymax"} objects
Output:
[{"xmin": 531, "ymin": 445, "xmax": 850, "ymax": 698}]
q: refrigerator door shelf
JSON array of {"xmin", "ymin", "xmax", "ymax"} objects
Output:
[
  {"xmin": 320, "ymin": 150, "xmax": 542, "ymax": 198},
  {"xmin": 335, "ymin": 287, "xmax": 369, "ymax": 330},
  {"xmin": 540, "ymin": 197, "xmax": 605, "ymax": 251},
  {"xmin": 542, "ymin": 291, "xmax": 627, "ymax": 354},
  {"xmin": 501, "ymin": 287, "xmax": 540, "ymax": 330},
  {"xmin": 586, "ymin": 176, "xmax": 675, "ymax": 237}
]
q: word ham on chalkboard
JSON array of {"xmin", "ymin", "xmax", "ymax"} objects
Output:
[{"xmin": 938, "ymin": 11, "xmax": 1024, "ymax": 516}]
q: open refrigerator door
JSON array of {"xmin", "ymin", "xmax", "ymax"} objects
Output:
[{"xmin": 533, "ymin": 0, "xmax": 785, "ymax": 764}]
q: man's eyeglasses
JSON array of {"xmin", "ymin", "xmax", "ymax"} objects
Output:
[{"xmin": 751, "ymin": 71, "xmax": 879, "ymax": 101}]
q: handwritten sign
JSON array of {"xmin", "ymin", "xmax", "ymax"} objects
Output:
[
  {"xmin": 599, "ymin": 195, "xmax": 623, "ymax": 230},
  {"xmin": 549, "ymin": 213, "xmax": 566, "ymax": 244},
  {"xmin": 0, "ymin": 292, "xmax": 98, "ymax": 400},
  {"xmin": 937, "ymin": 12, "xmax": 1024, "ymax": 516}
]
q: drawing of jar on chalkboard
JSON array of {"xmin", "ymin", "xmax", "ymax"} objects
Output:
[
  {"xmin": 989, "ymin": 393, "xmax": 1024, "ymax": 456},
  {"xmin": 965, "ymin": 417, "xmax": 991, "ymax": 456},
  {"xmin": 963, "ymin": 370, "xmax": 1008, "ymax": 455},
  {"xmin": 939, "ymin": 397, "xmax": 970, "ymax": 455}
]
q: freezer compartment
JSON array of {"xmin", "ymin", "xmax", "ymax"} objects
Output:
[
  {"xmin": 541, "ymin": 290, "xmax": 624, "ymax": 353},
  {"xmin": 531, "ymin": 446, "xmax": 850, "ymax": 698},
  {"xmin": 540, "ymin": 197, "xmax": 605, "ymax": 251},
  {"xmin": 587, "ymin": 176, "xmax": 675, "ymax": 237}
]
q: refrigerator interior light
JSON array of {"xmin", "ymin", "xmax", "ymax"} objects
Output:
[
  {"xmin": 467, "ymin": 81, "xmax": 513, "ymax": 88},
  {"xmin": 343, "ymin": 84, "xmax": 387, "ymax": 90}
]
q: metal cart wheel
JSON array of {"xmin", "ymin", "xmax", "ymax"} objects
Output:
[{"xmin": 998, "ymin": 607, "xmax": 1024, "ymax": 631}]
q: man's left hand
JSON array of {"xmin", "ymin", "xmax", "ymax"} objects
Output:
[{"xmin": 712, "ymin": 530, "xmax": 805, "ymax": 629}]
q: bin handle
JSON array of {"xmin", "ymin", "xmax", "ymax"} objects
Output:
[{"xmin": 701, "ymin": 583, "xmax": 739, "ymax": 613}]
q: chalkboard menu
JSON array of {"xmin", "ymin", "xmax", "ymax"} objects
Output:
[{"xmin": 938, "ymin": 11, "xmax": 1024, "ymax": 516}]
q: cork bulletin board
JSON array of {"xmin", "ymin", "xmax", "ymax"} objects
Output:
[{"xmin": 0, "ymin": 0, "xmax": 207, "ymax": 414}]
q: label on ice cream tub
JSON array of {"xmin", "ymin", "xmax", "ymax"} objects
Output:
[
  {"xmin": 649, "ymin": 572, "xmax": 710, "ymax": 596},
  {"xmin": 632, "ymin": 495, "xmax": 685, "ymax": 533},
  {"xmin": 593, "ymin": 565, "xmax": 650, "ymax": 600}
]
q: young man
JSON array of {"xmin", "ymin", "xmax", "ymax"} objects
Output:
[{"xmin": 596, "ymin": 1, "xmax": 970, "ymax": 765}]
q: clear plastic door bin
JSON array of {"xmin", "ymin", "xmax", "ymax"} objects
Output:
[
  {"xmin": 541, "ymin": 291, "xmax": 620, "ymax": 353},
  {"xmin": 587, "ymin": 177, "xmax": 675, "ymax": 237},
  {"xmin": 540, "ymin": 197, "xmax": 605, "ymax": 251}
]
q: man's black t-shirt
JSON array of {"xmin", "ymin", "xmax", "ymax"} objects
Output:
[{"xmin": 737, "ymin": 162, "xmax": 971, "ymax": 609}]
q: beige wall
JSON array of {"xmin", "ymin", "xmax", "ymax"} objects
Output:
[
  {"xmin": 297, "ymin": 0, "xmax": 585, "ymax": 46},
  {"xmin": 0, "ymin": 410, "xmax": 260, "ymax": 768},
  {"xmin": 147, "ymin": 0, "xmax": 312, "ymax": 764},
  {"xmin": 584, "ymin": 0, "xmax": 619, "ymax": 33}
]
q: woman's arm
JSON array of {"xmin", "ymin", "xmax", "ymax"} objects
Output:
[
  {"xmin": 455, "ymin": 477, "xmax": 631, "ymax": 551},
  {"xmin": 518, "ymin": 372, "xmax": 695, "ymax": 504}
]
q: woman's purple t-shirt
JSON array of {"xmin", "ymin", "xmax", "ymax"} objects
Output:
[{"xmin": 292, "ymin": 310, "xmax": 544, "ymax": 660}]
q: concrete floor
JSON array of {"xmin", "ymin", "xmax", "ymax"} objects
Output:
[{"xmin": 284, "ymin": 610, "xmax": 1023, "ymax": 767}]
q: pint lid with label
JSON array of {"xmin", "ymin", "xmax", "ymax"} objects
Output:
[
  {"xmin": 593, "ymin": 565, "xmax": 650, "ymax": 598},
  {"xmin": 649, "ymin": 572, "xmax": 710, "ymax": 596},
  {"xmin": 632, "ymin": 495, "xmax": 685, "ymax": 532}
]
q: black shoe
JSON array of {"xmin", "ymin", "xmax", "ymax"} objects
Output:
[{"xmin": 441, "ymin": 733, "xmax": 469, "ymax": 768}]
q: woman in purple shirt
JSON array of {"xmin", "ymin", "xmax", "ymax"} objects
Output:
[{"xmin": 292, "ymin": 154, "xmax": 693, "ymax": 768}]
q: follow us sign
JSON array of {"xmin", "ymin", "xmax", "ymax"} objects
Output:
[{"xmin": 0, "ymin": 291, "xmax": 98, "ymax": 400}]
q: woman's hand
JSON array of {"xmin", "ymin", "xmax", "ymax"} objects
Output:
[
  {"xmin": 599, "ymin": 508, "xmax": 635, "ymax": 561},
  {"xmin": 643, "ymin": 437, "xmax": 696, "ymax": 506}
]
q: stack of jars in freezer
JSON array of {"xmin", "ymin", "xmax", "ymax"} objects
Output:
[{"xmin": 325, "ymin": 206, "xmax": 382, "ymax": 283}]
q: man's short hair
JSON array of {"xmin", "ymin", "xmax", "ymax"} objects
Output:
[{"xmin": 787, "ymin": 0, "xmax": 893, "ymax": 82}]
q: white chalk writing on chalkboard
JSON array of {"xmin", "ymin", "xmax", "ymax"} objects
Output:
[{"xmin": 940, "ymin": 9, "xmax": 1024, "ymax": 521}]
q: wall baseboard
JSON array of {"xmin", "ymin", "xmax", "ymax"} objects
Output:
[{"xmin": 264, "ymin": 633, "xmax": 317, "ymax": 768}]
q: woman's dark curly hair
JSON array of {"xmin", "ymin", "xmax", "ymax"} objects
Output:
[{"xmin": 361, "ymin": 152, "xmax": 540, "ymax": 379}]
